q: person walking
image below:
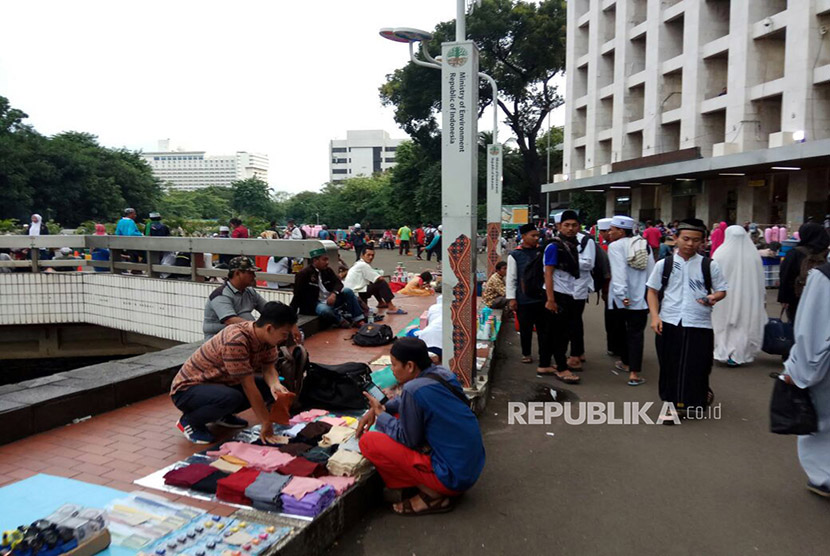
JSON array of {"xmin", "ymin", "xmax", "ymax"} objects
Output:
[
  {"xmin": 414, "ymin": 224, "xmax": 426, "ymax": 260},
  {"xmin": 712, "ymin": 225, "xmax": 766, "ymax": 367},
  {"xmin": 607, "ymin": 215, "xmax": 655, "ymax": 386},
  {"xmin": 596, "ymin": 218, "xmax": 621, "ymax": 357},
  {"xmin": 115, "ymin": 208, "xmax": 143, "ymax": 237},
  {"xmin": 350, "ymin": 223, "xmax": 367, "ymax": 262},
  {"xmin": 778, "ymin": 222, "xmax": 830, "ymax": 321},
  {"xmin": 782, "ymin": 261, "xmax": 830, "ymax": 497},
  {"xmin": 506, "ymin": 223, "xmax": 552, "ymax": 374},
  {"xmin": 646, "ymin": 219, "xmax": 728, "ymax": 414},
  {"xmin": 397, "ymin": 224, "xmax": 412, "ymax": 256},
  {"xmin": 709, "ymin": 221, "xmax": 727, "ymax": 255},
  {"xmin": 426, "ymin": 226, "xmax": 442, "ymax": 262}
]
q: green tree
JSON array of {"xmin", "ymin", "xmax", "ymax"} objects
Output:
[
  {"xmin": 380, "ymin": 0, "xmax": 566, "ymax": 200},
  {"xmin": 231, "ymin": 177, "xmax": 276, "ymax": 220}
]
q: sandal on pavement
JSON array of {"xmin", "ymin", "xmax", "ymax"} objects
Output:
[
  {"xmin": 553, "ymin": 371, "xmax": 580, "ymax": 384},
  {"xmin": 521, "ymin": 356, "xmax": 533, "ymax": 364},
  {"xmin": 387, "ymin": 308, "xmax": 408, "ymax": 315},
  {"xmin": 567, "ymin": 357, "xmax": 583, "ymax": 370},
  {"xmin": 393, "ymin": 491, "xmax": 454, "ymax": 516},
  {"xmin": 627, "ymin": 378, "xmax": 646, "ymax": 386},
  {"xmin": 536, "ymin": 366, "xmax": 558, "ymax": 377},
  {"xmin": 614, "ymin": 361, "xmax": 628, "ymax": 373}
]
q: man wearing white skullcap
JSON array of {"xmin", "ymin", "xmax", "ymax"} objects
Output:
[{"xmin": 594, "ymin": 218, "xmax": 618, "ymax": 356}]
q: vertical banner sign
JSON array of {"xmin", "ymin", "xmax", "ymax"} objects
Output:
[
  {"xmin": 486, "ymin": 143, "xmax": 503, "ymax": 276},
  {"xmin": 441, "ymin": 41, "xmax": 479, "ymax": 388}
]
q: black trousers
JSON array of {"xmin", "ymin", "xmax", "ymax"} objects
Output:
[
  {"xmin": 549, "ymin": 293, "xmax": 586, "ymax": 369},
  {"xmin": 611, "ymin": 308, "xmax": 648, "ymax": 373},
  {"xmin": 172, "ymin": 376, "xmax": 274, "ymax": 428},
  {"xmin": 604, "ymin": 307, "xmax": 624, "ymax": 355},
  {"xmin": 516, "ymin": 302, "xmax": 551, "ymax": 366},
  {"xmin": 354, "ymin": 244, "xmax": 364, "ymax": 262},
  {"xmin": 358, "ymin": 280, "xmax": 395, "ymax": 304},
  {"xmin": 399, "ymin": 240, "xmax": 410, "ymax": 255},
  {"xmin": 657, "ymin": 322, "xmax": 714, "ymax": 409}
]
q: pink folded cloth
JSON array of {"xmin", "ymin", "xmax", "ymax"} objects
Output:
[
  {"xmin": 207, "ymin": 442, "xmax": 296, "ymax": 472},
  {"xmin": 289, "ymin": 409, "xmax": 328, "ymax": 425},
  {"xmin": 281, "ymin": 476, "xmax": 325, "ymax": 500},
  {"xmin": 319, "ymin": 416, "xmax": 347, "ymax": 427},
  {"xmin": 319, "ymin": 475, "xmax": 356, "ymax": 495}
]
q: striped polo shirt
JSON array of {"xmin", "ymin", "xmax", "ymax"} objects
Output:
[{"xmin": 171, "ymin": 321, "xmax": 277, "ymax": 395}]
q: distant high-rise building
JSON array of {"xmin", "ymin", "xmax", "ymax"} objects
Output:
[
  {"xmin": 142, "ymin": 140, "xmax": 269, "ymax": 191},
  {"xmin": 329, "ymin": 130, "xmax": 404, "ymax": 182}
]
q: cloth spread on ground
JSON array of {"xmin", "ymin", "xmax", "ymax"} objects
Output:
[
  {"xmin": 327, "ymin": 448, "xmax": 372, "ymax": 478},
  {"xmin": 280, "ymin": 486, "xmax": 336, "ymax": 517},
  {"xmin": 277, "ymin": 457, "xmax": 327, "ymax": 478},
  {"xmin": 320, "ymin": 426, "xmax": 356, "ymax": 448},
  {"xmin": 281, "ymin": 476, "xmax": 325, "ymax": 499},
  {"xmin": 278, "ymin": 443, "xmax": 313, "ymax": 456},
  {"xmin": 210, "ymin": 458, "xmax": 244, "ymax": 474},
  {"xmin": 296, "ymin": 421, "xmax": 333, "ymax": 444},
  {"xmin": 207, "ymin": 442, "xmax": 296, "ymax": 472},
  {"xmin": 163, "ymin": 463, "xmax": 216, "ymax": 488},
  {"xmin": 318, "ymin": 475, "xmax": 356, "ymax": 495},
  {"xmin": 282, "ymin": 423, "xmax": 308, "ymax": 438},
  {"xmin": 303, "ymin": 446, "xmax": 336, "ymax": 464},
  {"xmin": 319, "ymin": 416, "xmax": 347, "ymax": 427},
  {"xmin": 216, "ymin": 467, "xmax": 261, "ymax": 505},
  {"xmin": 191, "ymin": 470, "xmax": 229, "ymax": 494},
  {"xmin": 270, "ymin": 392, "xmax": 296, "ymax": 425},
  {"xmin": 289, "ymin": 409, "xmax": 328, "ymax": 425},
  {"xmin": 244, "ymin": 472, "xmax": 293, "ymax": 512},
  {"xmin": 221, "ymin": 455, "xmax": 249, "ymax": 466}
]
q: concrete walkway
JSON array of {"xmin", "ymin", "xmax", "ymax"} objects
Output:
[{"xmin": 329, "ymin": 291, "xmax": 830, "ymax": 555}]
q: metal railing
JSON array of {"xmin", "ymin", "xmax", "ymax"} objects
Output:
[{"xmin": 0, "ymin": 235, "xmax": 339, "ymax": 284}]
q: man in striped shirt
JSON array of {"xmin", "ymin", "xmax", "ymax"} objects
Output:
[{"xmin": 171, "ymin": 302, "xmax": 296, "ymax": 444}]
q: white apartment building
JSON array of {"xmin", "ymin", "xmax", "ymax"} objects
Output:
[
  {"xmin": 142, "ymin": 140, "xmax": 269, "ymax": 191},
  {"xmin": 546, "ymin": 0, "xmax": 830, "ymax": 228},
  {"xmin": 329, "ymin": 130, "xmax": 403, "ymax": 182}
]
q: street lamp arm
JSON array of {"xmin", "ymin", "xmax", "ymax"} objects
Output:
[
  {"xmin": 478, "ymin": 71, "xmax": 499, "ymax": 143},
  {"xmin": 420, "ymin": 41, "xmax": 440, "ymax": 65},
  {"xmin": 409, "ymin": 42, "xmax": 440, "ymax": 70}
]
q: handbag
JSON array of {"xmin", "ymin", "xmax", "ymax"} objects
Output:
[
  {"xmin": 762, "ymin": 311, "xmax": 794, "ymax": 356},
  {"xmin": 769, "ymin": 372, "xmax": 818, "ymax": 435},
  {"xmin": 298, "ymin": 361, "xmax": 371, "ymax": 411}
]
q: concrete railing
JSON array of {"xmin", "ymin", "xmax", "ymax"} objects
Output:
[{"xmin": 0, "ymin": 236, "xmax": 339, "ymax": 285}]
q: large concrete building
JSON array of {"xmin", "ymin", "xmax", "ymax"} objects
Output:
[
  {"xmin": 142, "ymin": 140, "xmax": 269, "ymax": 191},
  {"xmin": 329, "ymin": 130, "xmax": 403, "ymax": 182},
  {"xmin": 546, "ymin": 0, "xmax": 830, "ymax": 228}
]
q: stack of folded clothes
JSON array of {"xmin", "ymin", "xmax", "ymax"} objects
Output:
[
  {"xmin": 244, "ymin": 472, "xmax": 293, "ymax": 512},
  {"xmin": 278, "ymin": 443, "xmax": 313, "ymax": 457},
  {"xmin": 207, "ymin": 442, "xmax": 296, "ymax": 472},
  {"xmin": 296, "ymin": 421, "xmax": 333, "ymax": 444},
  {"xmin": 278, "ymin": 457, "xmax": 327, "ymax": 478},
  {"xmin": 280, "ymin": 485, "xmax": 336, "ymax": 517},
  {"xmin": 163, "ymin": 463, "xmax": 216, "ymax": 488},
  {"xmin": 216, "ymin": 467, "xmax": 261, "ymax": 505},
  {"xmin": 318, "ymin": 475, "xmax": 356, "ymax": 495},
  {"xmin": 302, "ymin": 445, "xmax": 337, "ymax": 464},
  {"xmin": 327, "ymin": 448, "xmax": 372, "ymax": 478},
  {"xmin": 319, "ymin": 426, "xmax": 355, "ymax": 448},
  {"xmin": 338, "ymin": 436, "xmax": 362, "ymax": 454}
]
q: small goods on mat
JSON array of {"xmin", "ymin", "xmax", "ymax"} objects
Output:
[{"xmin": 1, "ymin": 504, "xmax": 110, "ymax": 556}]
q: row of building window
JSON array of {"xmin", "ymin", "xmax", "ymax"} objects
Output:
[{"xmin": 331, "ymin": 146, "xmax": 398, "ymax": 154}]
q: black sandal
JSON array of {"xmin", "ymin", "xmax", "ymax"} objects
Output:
[{"xmin": 392, "ymin": 491, "xmax": 454, "ymax": 516}]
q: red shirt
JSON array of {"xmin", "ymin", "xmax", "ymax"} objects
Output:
[
  {"xmin": 415, "ymin": 228, "xmax": 425, "ymax": 246},
  {"xmin": 642, "ymin": 227, "xmax": 662, "ymax": 249},
  {"xmin": 232, "ymin": 225, "xmax": 249, "ymax": 239}
]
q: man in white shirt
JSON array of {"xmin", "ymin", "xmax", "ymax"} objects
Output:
[
  {"xmin": 284, "ymin": 219, "xmax": 304, "ymax": 240},
  {"xmin": 607, "ymin": 215, "xmax": 655, "ymax": 386},
  {"xmin": 343, "ymin": 245, "xmax": 401, "ymax": 313},
  {"xmin": 646, "ymin": 218, "xmax": 727, "ymax": 414}
]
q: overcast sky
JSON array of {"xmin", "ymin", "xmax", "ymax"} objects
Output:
[{"xmin": 0, "ymin": 0, "xmax": 563, "ymax": 194}]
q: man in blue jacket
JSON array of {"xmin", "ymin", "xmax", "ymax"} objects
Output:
[{"xmin": 357, "ymin": 337, "xmax": 485, "ymax": 515}]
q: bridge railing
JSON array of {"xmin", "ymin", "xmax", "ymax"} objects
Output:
[{"xmin": 0, "ymin": 235, "xmax": 340, "ymax": 284}]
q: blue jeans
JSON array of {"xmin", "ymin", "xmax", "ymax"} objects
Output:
[{"xmin": 315, "ymin": 288, "xmax": 365, "ymax": 325}]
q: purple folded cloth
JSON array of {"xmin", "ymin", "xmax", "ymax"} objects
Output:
[{"xmin": 280, "ymin": 485, "xmax": 336, "ymax": 517}]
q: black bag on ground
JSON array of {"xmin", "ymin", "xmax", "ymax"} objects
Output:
[
  {"xmin": 769, "ymin": 372, "xmax": 818, "ymax": 435},
  {"xmin": 762, "ymin": 315, "xmax": 794, "ymax": 356},
  {"xmin": 298, "ymin": 361, "xmax": 371, "ymax": 410},
  {"xmin": 353, "ymin": 323, "xmax": 394, "ymax": 346}
]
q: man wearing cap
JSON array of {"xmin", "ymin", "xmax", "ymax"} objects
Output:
[
  {"xmin": 646, "ymin": 218, "xmax": 727, "ymax": 415},
  {"xmin": 596, "ymin": 218, "xmax": 621, "ymax": 356},
  {"xmin": 204, "ymin": 256, "xmax": 270, "ymax": 339},
  {"xmin": 506, "ymin": 223, "xmax": 553, "ymax": 372},
  {"xmin": 607, "ymin": 215, "xmax": 655, "ymax": 386},
  {"xmin": 542, "ymin": 209, "xmax": 594, "ymax": 380},
  {"xmin": 115, "ymin": 208, "xmax": 143, "ymax": 237},
  {"xmin": 144, "ymin": 212, "xmax": 170, "ymax": 237},
  {"xmin": 285, "ymin": 219, "xmax": 303, "ymax": 240},
  {"xmin": 291, "ymin": 250, "xmax": 366, "ymax": 328}
]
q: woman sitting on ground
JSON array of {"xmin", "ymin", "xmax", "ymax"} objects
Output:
[
  {"xmin": 357, "ymin": 337, "xmax": 485, "ymax": 515},
  {"xmin": 399, "ymin": 271, "xmax": 435, "ymax": 296}
]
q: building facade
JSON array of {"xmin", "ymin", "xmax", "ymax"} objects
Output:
[
  {"xmin": 547, "ymin": 0, "xmax": 830, "ymax": 229},
  {"xmin": 142, "ymin": 140, "xmax": 269, "ymax": 191},
  {"xmin": 329, "ymin": 130, "xmax": 403, "ymax": 182}
]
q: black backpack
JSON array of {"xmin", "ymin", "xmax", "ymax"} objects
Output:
[
  {"xmin": 353, "ymin": 323, "xmax": 394, "ymax": 346},
  {"xmin": 579, "ymin": 234, "xmax": 608, "ymax": 302},
  {"xmin": 518, "ymin": 248, "xmax": 546, "ymax": 301},
  {"xmin": 298, "ymin": 361, "xmax": 371, "ymax": 410},
  {"xmin": 658, "ymin": 254, "xmax": 712, "ymax": 302}
]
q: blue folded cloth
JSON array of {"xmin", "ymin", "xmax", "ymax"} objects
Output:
[{"xmin": 280, "ymin": 486, "xmax": 336, "ymax": 517}]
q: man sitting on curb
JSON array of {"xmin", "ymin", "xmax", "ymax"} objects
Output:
[
  {"xmin": 171, "ymin": 302, "xmax": 295, "ymax": 444},
  {"xmin": 357, "ymin": 338, "xmax": 486, "ymax": 516},
  {"xmin": 291, "ymin": 249, "xmax": 366, "ymax": 328},
  {"xmin": 343, "ymin": 244, "xmax": 404, "ymax": 314}
]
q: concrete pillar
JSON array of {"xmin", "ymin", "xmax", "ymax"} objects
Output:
[
  {"xmin": 736, "ymin": 179, "xmax": 754, "ymax": 225},
  {"xmin": 659, "ymin": 185, "xmax": 673, "ymax": 223},
  {"xmin": 695, "ymin": 183, "xmax": 712, "ymax": 228},
  {"xmin": 630, "ymin": 187, "xmax": 643, "ymax": 222},
  {"xmin": 786, "ymin": 172, "xmax": 808, "ymax": 231}
]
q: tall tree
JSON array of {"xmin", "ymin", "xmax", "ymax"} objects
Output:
[{"xmin": 380, "ymin": 0, "xmax": 566, "ymax": 203}]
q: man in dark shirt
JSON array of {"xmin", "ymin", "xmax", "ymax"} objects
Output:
[{"xmin": 291, "ymin": 249, "xmax": 366, "ymax": 328}]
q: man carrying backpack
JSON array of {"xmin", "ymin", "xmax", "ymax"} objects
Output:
[
  {"xmin": 542, "ymin": 210, "xmax": 592, "ymax": 382},
  {"xmin": 778, "ymin": 222, "xmax": 830, "ymax": 322},
  {"xmin": 506, "ymin": 223, "xmax": 552, "ymax": 374},
  {"xmin": 646, "ymin": 219, "xmax": 728, "ymax": 416}
]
